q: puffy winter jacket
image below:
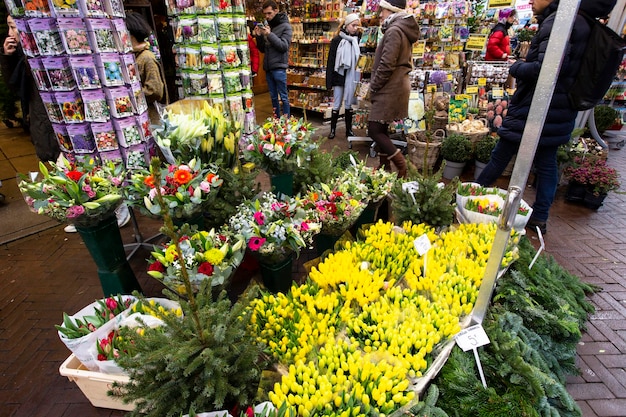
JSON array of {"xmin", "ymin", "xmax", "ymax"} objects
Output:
[
  {"xmin": 255, "ymin": 13, "xmax": 292, "ymax": 71},
  {"xmin": 485, "ymin": 23, "xmax": 511, "ymax": 61},
  {"xmin": 499, "ymin": 0, "xmax": 616, "ymax": 146}
]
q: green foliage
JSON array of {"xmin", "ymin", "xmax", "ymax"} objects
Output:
[
  {"xmin": 390, "ymin": 166, "xmax": 458, "ymax": 229},
  {"xmin": 112, "ymin": 285, "xmax": 268, "ymax": 417},
  {"xmin": 440, "ymin": 133, "xmax": 473, "ymax": 163},
  {"xmin": 593, "ymin": 105, "xmax": 619, "ymax": 134},
  {"xmin": 203, "ymin": 166, "xmax": 261, "ymax": 229},
  {"xmin": 400, "ymin": 385, "xmax": 449, "ymax": 417},
  {"xmin": 474, "ymin": 135, "xmax": 498, "ymax": 163},
  {"xmin": 435, "ymin": 237, "xmax": 597, "ymax": 417},
  {"xmin": 293, "ymin": 149, "xmax": 341, "ymax": 194}
]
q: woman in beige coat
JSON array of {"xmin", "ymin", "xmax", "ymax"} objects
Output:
[{"xmin": 368, "ymin": 0, "xmax": 419, "ymax": 178}]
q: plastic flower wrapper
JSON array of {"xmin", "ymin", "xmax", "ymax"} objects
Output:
[
  {"xmin": 338, "ymin": 158, "xmax": 397, "ymax": 205},
  {"xmin": 242, "ymin": 115, "xmax": 317, "ymax": 176},
  {"xmin": 146, "ymin": 226, "xmax": 246, "ymax": 294},
  {"xmin": 126, "ymin": 157, "xmax": 223, "ymax": 221},
  {"xmin": 300, "ymin": 182, "xmax": 366, "ymax": 237},
  {"xmin": 18, "ymin": 155, "xmax": 125, "ymax": 227},
  {"xmin": 229, "ymin": 192, "xmax": 321, "ymax": 264},
  {"xmin": 155, "ymin": 100, "xmax": 241, "ymax": 168}
]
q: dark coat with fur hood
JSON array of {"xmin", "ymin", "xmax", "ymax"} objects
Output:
[
  {"xmin": 369, "ymin": 13, "xmax": 419, "ymax": 122},
  {"xmin": 498, "ymin": 0, "xmax": 617, "ymax": 147}
]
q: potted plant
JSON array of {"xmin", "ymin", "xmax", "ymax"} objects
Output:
[
  {"xmin": 440, "ymin": 133, "xmax": 473, "ymax": 179},
  {"xmin": 473, "ymin": 135, "xmax": 497, "ymax": 180},
  {"xmin": 593, "ymin": 104, "xmax": 619, "ymax": 135},
  {"xmin": 563, "ymin": 156, "xmax": 620, "ymax": 209}
]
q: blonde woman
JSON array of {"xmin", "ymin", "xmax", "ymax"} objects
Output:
[{"xmin": 325, "ymin": 13, "xmax": 361, "ymax": 139}]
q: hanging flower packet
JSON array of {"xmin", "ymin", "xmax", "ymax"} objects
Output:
[
  {"xmin": 236, "ymin": 40, "xmax": 250, "ymax": 68},
  {"xmin": 56, "ymin": 90, "xmax": 85, "ymax": 123},
  {"xmin": 58, "ymin": 17, "xmax": 91, "ymax": 55},
  {"xmin": 104, "ymin": 0, "xmax": 125, "ymax": 18},
  {"xmin": 105, "ymin": 86, "xmax": 135, "ymax": 118},
  {"xmin": 77, "ymin": 0, "xmax": 108, "ymax": 18},
  {"xmin": 99, "ymin": 148, "xmax": 124, "ymax": 168},
  {"xmin": 219, "ymin": 42, "xmax": 241, "ymax": 69},
  {"xmin": 233, "ymin": 16, "xmax": 246, "ymax": 41},
  {"xmin": 174, "ymin": 0, "xmax": 195, "ymax": 15},
  {"xmin": 111, "ymin": 18, "xmax": 133, "ymax": 53},
  {"xmin": 239, "ymin": 69, "xmax": 251, "ymax": 91},
  {"xmin": 200, "ymin": 44, "xmax": 220, "ymax": 71},
  {"xmin": 206, "ymin": 72, "xmax": 223, "ymax": 97},
  {"xmin": 184, "ymin": 44, "xmax": 202, "ymax": 70},
  {"xmin": 52, "ymin": 123, "xmax": 74, "ymax": 152},
  {"xmin": 30, "ymin": 18, "xmax": 64, "ymax": 56},
  {"xmin": 86, "ymin": 18, "xmax": 117, "ymax": 53},
  {"xmin": 217, "ymin": 16, "xmax": 235, "ymax": 42},
  {"xmin": 185, "ymin": 70, "xmax": 208, "ymax": 96},
  {"xmin": 129, "ymin": 81, "xmax": 148, "ymax": 114},
  {"xmin": 70, "ymin": 55, "xmax": 101, "ymax": 90},
  {"xmin": 215, "ymin": 0, "xmax": 232, "ymax": 13},
  {"xmin": 223, "ymin": 69, "xmax": 242, "ymax": 94},
  {"xmin": 175, "ymin": 15, "xmax": 198, "ymax": 43},
  {"xmin": 49, "ymin": 0, "xmax": 80, "ymax": 17},
  {"xmin": 22, "ymin": 0, "xmax": 51, "ymax": 17},
  {"xmin": 197, "ymin": 15, "xmax": 217, "ymax": 43},
  {"xmin": 43, "ymin": 56, "xmax": 76, "ymax": 91},
  {"xmin": 96, "ymin": 52, "xmax": 124, "ymax": 87},
  {"xmin": 91, "ymin": 120, "xmax": 120, "ymax": 152},
  {"xmin": 28, "ymin": 57, "xmax": 51, "ymax": 91},
  {"xmin": 40, "ymin": 91, "xmax": 63, "ymax": 123},
  {"xmin": 113, "ymin": 116, "xmax": 143, "ymax": 147},
  {"xmin": 67, "ymin": 122, "xmax": 97, "ymax": 153},
  {"xmin": 195, "ymin": 0, "xmax": 212, "ymax": 15},
  {"xmin": 122, "ymin": 143, "xmax": 150, "ymax": 169},
  {"xmin": 226, "ymin": 94, "xmax": 244, "ymax": 126},
  {"xmin": 14, "ymin": 18, "xmax": 39, "ymax": 57},
  {"xmin": 120, "ymin": 53, "xmax": 140, "ymax": 84},
  {"xmin": 82, "ymin": 89, "xmax": 110, "ymax": 122},
  {"xmin": 136, "ymin": 111, "xmax": 153, "ymax": 142}
]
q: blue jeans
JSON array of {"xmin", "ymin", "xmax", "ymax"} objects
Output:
[
  {"xmin": 266, "ymin": 69, "xmax": 290, "ymax": 117},
  {"xmin": 476, "ymin": 138, "xmax": 559, "ymax": 222}
]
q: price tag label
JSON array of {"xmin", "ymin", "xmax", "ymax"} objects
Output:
[
  {"xmin": 492, "ymin": 87, "xmax": 504, "ymax": 98},
  {"xmin": 488, "ymin": 0, "xmax": 514, "ymax": 7},
  {"xmin": 412, "ymin": 41, "xmax": 426, "ymax": 58},
  {"xmin": 455, "ymin": 324, "xmax": 490, "ymax": 352},
  {"xmin": 466, "ymin": 85, "xmax": 479, "ymax": 94},
  {"xmin": 478, "ymin": 78, "xmax": 487, "ymax": 86},
  {"xmin": 465, "ymin": 34, "xmax": 488, "ymax": 51},
  {"xmin": 402, "ymin": 181, "xmax": 419, "ymax": 204},
  {"xmin": 447, "ymin": 73, "xmax": 453, "ymax": 81},
  {"xmin": 413, "ymin": 234, "xmax": 431, "ymax": 256},
  {"xmin": 427, "ymin": 84, "xmax": 437, "ymax": 93}
]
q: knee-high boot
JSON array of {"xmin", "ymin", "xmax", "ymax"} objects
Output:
[
  {"xmin": 328, "ymin": 110, "xmax": 339, "ymax": 139},
  {"xmin": 389, "ymin": 148, "xmax": 407, "ymax": 178},
  {"xmin": 344, "ymin": 109, "xmax": 354, "ymax": 137},
  {"xmin": 377, "ymin": 153, "xmax": 391, "ymax": 172}
]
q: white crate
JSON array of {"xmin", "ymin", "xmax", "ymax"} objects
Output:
[{"xmin": 59, "ymin": 354, "xmax": 135, "ymax": 411}]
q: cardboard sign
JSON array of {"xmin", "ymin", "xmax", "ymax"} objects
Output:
[
  {"xmin": 488, "ymin": 0, "xmax": 514, "ymax": 7},
  {"xmin": 412, "ymin": 41, "xmax": 426, "ymax": 58},
  {"xmin": 466, "ymin": 85, "xmax": 479, "ymax": 94},
  {"xmin": 465, "ymin": 34, "xmax": 488, "ymax": 51}
]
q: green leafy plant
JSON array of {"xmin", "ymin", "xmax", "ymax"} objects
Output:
[
  {"xmin": 474, "ymin": 135, "xmax": 497, "ymax": 163},
  {"xmin": 593, "ymin": 104, "xmax": 619, "ymax": 134},
  {"xmin": 440, "ymin": 133, "xmax": 473, "ymax": 163}
]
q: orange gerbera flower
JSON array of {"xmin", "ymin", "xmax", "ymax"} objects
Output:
[
  {"xmin": 144, "ymin": 175, "xmax": 156, "ymax": 188},
  {"xmin": 206, "ymin": 173, "xmax": 216, "ymax": 182},
  {"xmin": 173, "ymin": 169, "xmax": 193, "ymax": 185}
]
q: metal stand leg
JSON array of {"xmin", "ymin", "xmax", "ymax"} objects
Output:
[{"xmin": 124, "ymin": 206, "xmax": 163, "ymax": 261}]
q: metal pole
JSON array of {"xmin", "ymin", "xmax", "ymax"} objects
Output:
[{"xmin": 472, "ymin": 0, "xmax": 582, "ymax": 325}]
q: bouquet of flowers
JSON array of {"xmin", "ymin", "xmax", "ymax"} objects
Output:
[
  {"xmin": 339, "ymin": 160, "xmax": 397, "ymax": 205},
  {"xmin": 18, "ymin": 156, "xmax": 125, "ymax": 227},
  {"xmin": 242, "ymin": 116, "xmax": 317, "ymax": 176},
  {"xmin": 301, "ymin": 183, "xmax": 366, "ymax": 237},
  {"xmin": 147, "ymin": 227, "xmax": 246, "ymax": 294},
  {"xmin": 563, "ymin": 156, "xmax": 620, "ymax": 196},
  {"xmin": 228, "ymin": 192, "xmax": 321, "ymax": 264},
  {"xmin": 459, "ymin": 194, "xmax": 532, "ymax": 229},
  {"xmin": 126, "ymin": 158, "xmax": 223, "ymax": 220},
  {"xmin": 155, "ymin": 100, "xmax": 241, "ymax": 168}
]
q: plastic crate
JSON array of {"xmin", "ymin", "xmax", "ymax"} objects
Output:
[{"xmin": 59, "ymin": 354, "xmax": 135, "ymax": 411}]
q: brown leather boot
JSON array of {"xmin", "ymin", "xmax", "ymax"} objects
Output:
[
  {"xmin": 378, "ymin": 153, "xmax": 391, "ymax": 172},
  {"xmin": 389, "ymin": 149, "xmax": 407, "ymax": 178}
]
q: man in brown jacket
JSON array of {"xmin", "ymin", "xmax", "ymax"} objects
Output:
[{"xmin": 368, "ymin": 0, "xmax": 419, "ymax": 178}]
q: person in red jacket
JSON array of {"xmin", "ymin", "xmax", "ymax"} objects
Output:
[
  {"xmin": 485, "ymin": 8, "xmax": 517, "ymax": 61},
  {"xmin": 247, "ymin": 32, "xmax": 260, "ymax": 76}
]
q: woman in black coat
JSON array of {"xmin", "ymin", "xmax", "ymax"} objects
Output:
[{"xmin": 476, "ymin": 0, "xmax": 617, "ymax": 234}]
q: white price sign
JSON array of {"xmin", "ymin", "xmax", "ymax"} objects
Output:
[
  {"xmin": 413, "ymin": 234, "xmax": 431, "ymax": 256},
  {"xmin": 455, "ymin": 324, "xmax": 490, "ymax": 352}
]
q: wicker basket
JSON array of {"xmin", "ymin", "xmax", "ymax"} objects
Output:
[
  {"xmin": 432, "ymin": 115, "xmax": 448, "ymax": 131},
  {"xmin": 412, "ymin": 128, "xmax": 446, "ymax": 143},
  {"xmin": 406, "ymin": 131, "xmax": 444, "ymax": 170},
  {"xmin": 446, "ymin": 118, "xmax": 490, "ymax": 146}
]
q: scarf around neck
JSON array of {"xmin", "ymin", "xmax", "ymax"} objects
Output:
[{"xmin": 334, "ymin": 31, "xmax": 360, "ymax": 75}]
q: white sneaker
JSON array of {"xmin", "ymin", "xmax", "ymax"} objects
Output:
[
  {"xmin": 116, "ymin": 204, "xmax": 131, "ymax": 228},
  {"xmin": 64, "ymin": 224, "xmax": 77, "ymax": 233}
]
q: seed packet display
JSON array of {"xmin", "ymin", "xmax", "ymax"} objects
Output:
[
  {"xmin": 243, "ymin": 110, "xmax": 255, "ymax": 134},
  {"xmin": 14, "ymin": 19, "xmax": 39, "ymax": 57},
  {"xmin": 194, "ymin": 0, "xmax": 212, "ymax": 14},
  {"xmin": 120, "ymin": 54, "xmax": 139, "ymax": 84},
  {"xmin": 111, "ymin": 18, "xmax": 132, "ymax": 53},
  {"xmin": 232, "ymin": 0, "xmax": 244, "ymax": 14},
  {"xmin": 239, "ymin": 69, "xmax": 251, "ymax": 91},
  {"xmin": 99, "ymin": 148, "xmax": 124, "ymax": 167},
  {"xmin": 206, "ymin": 72, "xmax": 222, "ymax": 96},
  {"xmin": 223, "ymin": 69, "xmax": 242, "ymax": 94},
  {"xmin": 42, "ymin": 56, "xmax": 75, "ymax": 91},
  {"xmin": 28, "ymin": 57, "xmax": 51, "ymax": 91},
  {"xmin": 210, "ymin": 96, "xmax": 225, "ymax": 114},
  {"xmin": 70, "ymin": 55, "xmax": 101, "ymax": 90},
  {"xmin": 113, "ymin": 116, "xmax": 142, "ymax": 147},
  {"xmin": 242, "ymin": 91, "xmax": 253, "ymax": 113},
  {"xmin": 201, "ymin": 44, "xmax": 220, "ymax": 71},
  {"xmin": 30, "ymin": 18, "xmax": 64, "ymax": 56},
  {"xmin": 57, "ymin": 18, "xmax": 91, "ymax": 55},
  {"xmin": 183, "ymin": 44, "xmax": 201, "ymax": 70},
  {"xmin": 91, "ymin": 120, "xmax": 119, "ymax": 151},
  {"xmin": 4, "ymin": 0, "xmax": 22, "ymax": 16},
  {"xmin": 104, "ymin": 0, "xmax": 125, "ymax": 18},
  {"xmin": 56, "ymin": 90, "xmax": 85, "ymax": 123},
  {"xmin": 184, "ymin": 70, "xmax": 208, "ymax": 96},
  {"xmin": 49, "ymin": 0, "xmax": 81, "ymax": 18},
  {"xmin": 21, "ymin": 0, "xmax": 51, "ymax": 17},
  {"xmin": 122, "ymin": 143, "xmax": 149, "ymax": 169},
  {"xmin": 67, "ymin": 122, "xmax": 96, "ymax": 153},
  {"xmin": 219, "ymin": 43, "xmax": 241, "ymax": 69},
  {"xmin": 232, "ymin": 16, "xmax": 246, "ymax": 41},
  {"xmin": 215, "ymin": 0, "xmax": 232, "ymax": 13},
  {"xmin": 86, "ymin": 18, "xmax": 116, "ymax": 53},
  {"xmin": 137, "ymin": 111, "xmax": 152, "ymax": 141},
  {"xmin": 129, "ymin": 81, "xmax": 147, "ymax": 114},
  {"xmin": 77, "ymin": 0, "xmax": 108, "ymax": 18},
  {"xmin": 197, "ymin": 16, "xmax": 217, "ymax": 43},
  {"xmin": 217, "ymin": 16, "xmax": 235, "ymax": 42},
  {"xmin": 174, "ymin": 0, "xmax": 195, "ymax": 15},
  {"xmin": 52, "ymin": 123, "xmax": 74, "ymax": 152},
  {"xmin": 105, "ymin": 86, "xmax": 134, "ymax": 118},
  {"xmin": 96, "ymin": 53, "xmax": 124, "ymax": 87},
  {"xmin": 41, "ymin": 91, "xmax": 63, "ymax": 123},
  {"xmin": 174, "ymin": 15, "xmax": 198, "ymax": 44},
  {"xmin": 236, "ymin": 40, "xmax": 249, "ymax": 68},
  {"xmin": 226, "ymin": 94, "xmax": 243, "ymax": 125},
  {"xmin": 82, "ymin": 89, "xmax": 110, "ymax": 122}
]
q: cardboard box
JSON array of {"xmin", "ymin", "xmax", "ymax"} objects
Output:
[{"xmin": 59, "ymin": 354, "xmax": 136, "ymax": 411}]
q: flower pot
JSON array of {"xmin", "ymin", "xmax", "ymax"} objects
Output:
[
  {"xmin": 350, "ymin": 200, "xmax": 382, "ymax": 236},
  {"xmin": 565, "ymin": 181, "xmax": 586, "ymax": 202},
  {"xmin": 314, "ymin": 233, "xmax": 343, "ymax": 257},
  {"xmin": 258, "ymin": 255, "xmax": 294, "ymax": 293},
  {"xmin": 76, "ymin": 215, "xmax": 142, "ymax": 297},
  {"xmin": 474, "ymin": 160, "xmax": 487, "ymax": 180},
  {"xmin": 583, "ymin": 190, "xmax": 607, "ymax": 210},
  {"xmin": 270, "ymin": 172, "xmax": 294, "ymax": 198},
  {"xmin": 442, "ymin": 160, "xmax": 466, "ymax": 180}
]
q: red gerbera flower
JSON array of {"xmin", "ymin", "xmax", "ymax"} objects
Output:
[
  {"xmin": 198, "ymin": 262, "xmax": 214, "ymax": 276},
  {"xmin": 148, "ymin": 261, "xmax": 166, "ymax": 272},
  {"xmin": 248, "ymin": 237, "xmax": 266, "ymax": 251},
  {"xmin": 66, "ymin": 170, "xmax": 83, "ymax": 181}
]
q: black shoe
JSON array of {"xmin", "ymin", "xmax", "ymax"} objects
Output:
[
  {"xmin": 328, "ymin": 128, "xmax": 336, "ymax": 139},
  {"xmin": 0, "ymin": 193, "xmax": 5, "ymax": 204},
  {"xmin": 526, "ymin": 218, "xmax": 547, "ymax": 234}
]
